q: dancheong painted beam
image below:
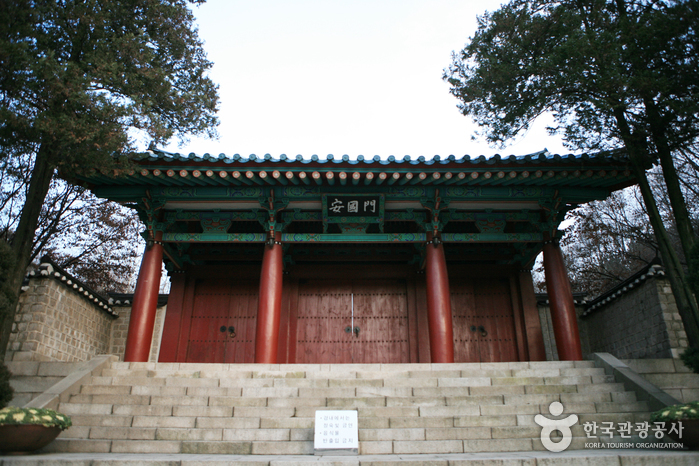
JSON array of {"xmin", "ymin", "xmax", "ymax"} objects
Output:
[{"xmin": 160, "ymin": 232, "xmax": 544, "ymax": 243}]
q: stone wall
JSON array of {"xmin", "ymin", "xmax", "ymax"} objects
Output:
[
  {"xmin": 109, "ymin": 303, "xmax": 167, "ymax": 362},
  {"xmin": 6, "ymin": 275, "xmax": 116, "ymax": 362},
  {"xmin": 538, "ymin": 264, "xmax": 688, "ymax": 361},
  {"xmin": 536, "ymin": 298, "xmax": 585, "ymax": 362},
  {"xmin": 5, "ymin": 260, "xmax": 168, "ymax": 363},
  {"xmin": 580, "ymin": 265, "xmax": 688, "ymax": 359},
  {"xmin": 537, "ymin": 303, "xmax": 559, "ymax": 361}
]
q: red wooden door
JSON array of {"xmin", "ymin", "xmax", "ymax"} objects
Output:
[
  {"xmin": 185, "ymin": 279, "xmax": 257, "ymax": 363},
  {"xmin": 296, "ymin": 281, "xmax": 353, "ymax": 363},
  {"xmin": 451, "ymin": 279, "xmax": 480, "ymax": 363},
  {"xmin": 352, "ymin": 280, "xmax": 410, "ymax": 363},
  {"xmin": 451, "ymin": 278, "xmax": 518, "ymax": 362},
  {"xmin": 295, "ymin": 279, "xmax": 410, "ymax": 363}
]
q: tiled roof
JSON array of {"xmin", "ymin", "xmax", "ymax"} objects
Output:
[
  {"xmin": 581, "ymin": 263, "xmax": 666, "ymax": 316},
  {"xmin": 82, "ymin": 148, "xmax": 636, "ymax": 191},
  {"xmin": 132, "ymin": 148, "xmax": 629, "ymax": 166}
]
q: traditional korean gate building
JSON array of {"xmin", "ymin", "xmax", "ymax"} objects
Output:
[{"xmin": 83, "ymin": 149, "xmax": 635, "ymax": 365}]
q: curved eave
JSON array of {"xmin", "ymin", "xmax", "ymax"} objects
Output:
[
  {"xmin": 80, "ymin": 149, "xmax": 636, "ymax": 193},
  {"xmin": 130, "ymin": 148, "xmax": 630, "ymax": 166}
]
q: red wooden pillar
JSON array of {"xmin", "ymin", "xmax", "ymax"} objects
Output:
[
  {"xmin": 124, "ymin": 232, "xmax": 164, "ymax": 362},
  {"xmin": 255, "ymin": 232, "xmax": 283, "ymax": 363},
  {"xmin": 425, "ymin": 234, "xmax": 454, "ymax": 363},
  {"xmin": 542, "ymin": 240, "xmax": 583, "ymax": 361}
]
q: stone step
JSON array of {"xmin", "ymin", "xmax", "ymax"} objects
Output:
[
  {"xmin": 59, "ymin": 421, "xmax": 653, "ymax": 443},
  {"xmin": 107, "ymin": 360, "xmax": 598, "ymax": 370},
  {"xmin": 619, "ymin": 358, "xmax": 699, "ymax": 403},
  {"xmin": 9, "ymin": 375, "xmax": 64, "ymax": 406},
  {"xmin": 8, "ymin": 361, "xmax": 85, "ymax": 405},
  {"xmin": 642, "ymin": 372, "xmax": 699, "ymax": 389},
  {"xmin": 623, "ymin": 358, "xmax": 681, "ymax": 374},
  {"xmin": 7, "ymin": 361, "xmax": 83, "ymax": 377},
  {"xmin": 58, "ymin": 397, "xmax": 650, "ymax": 419},
  {"xmin": 8, "ymin": 450, "xmax": 699, "ymax": 465},
  {"xmin": 47, "ymin": 429, "xmax": 679, "ymax": 456},
  {"xmin": 85, "ymin": 376, "xmax": 618, "ymax": 395},
  {"xmin": 47, "ymin": 360, "xmax": 654, "ymax": 456},
  {"xmin": 91, "ymin": 374, "xmax": 611, "ymax": 391},
  {"xmin": 60, "ymin": 399, "xmax": 650, "ymax": 420},
  {"xmin": 95, "ymin": 361, "xmax": 602, "ymax": 378},
  {"xmin": 67, "ymin": 392, "xmax": 633, "ymax": 408}
]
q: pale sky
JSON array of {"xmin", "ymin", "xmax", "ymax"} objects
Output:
[{"xmin": 163, "ymin": 0, "xmax": 571, "ymax": 159}]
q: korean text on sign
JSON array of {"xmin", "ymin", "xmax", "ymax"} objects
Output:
[{"xmin": 313, "ymin": 410, "xmax": 359, "ymax": 449}]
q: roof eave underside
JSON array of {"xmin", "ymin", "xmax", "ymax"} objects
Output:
[{"xmin": 81, "ymin": 149, "xmax": 637, "ymax": 198}]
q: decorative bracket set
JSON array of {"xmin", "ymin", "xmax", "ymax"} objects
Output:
[{"xmin": 132, "ymin": 186, "xmax": 570, "ymax": 271}]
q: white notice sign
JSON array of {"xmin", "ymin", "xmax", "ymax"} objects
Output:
[{"xmin": 314, "ymin": 410, "xmax": 359, "ymax": 454}]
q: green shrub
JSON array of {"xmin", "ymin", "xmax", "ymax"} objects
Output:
[
  {"xmin": 0, "ymin": 407, "xmax": 71, "ymax": 430},
  {"xmin": 681, "ymin": 347, "xmax": 699, "ymax": 374},
  {"xmin": 0, "ymin": 362, "xmax": 12, "ymax": 409},
  {"xmin": 651, "ymin": 401, "xmax": 699, "ymax": 422}
]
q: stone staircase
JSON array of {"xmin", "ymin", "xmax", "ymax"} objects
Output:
[
  {"xmin": 41, "ymin": 360, "xmax": 660, "ymax": 456},
  {"xmin": 624, "ymin": 358, "xmax": 699, "ymax": 403},
  {"xmin": 6, "ymin": 361, "xmax": 82, "ymax": 407}
]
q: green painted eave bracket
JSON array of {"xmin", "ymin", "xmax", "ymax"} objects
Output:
[
  {"xmin": 162, "ymin": 233, "xmax": 267, "ymax": 242},
  {"xmin": 282, "ymin": 233, "xmax": 425, "ymax": 243},
  {"xmin": 160, "ymin": 232, "xmax": 543, "ymax": 244},
  {"xmin": 441, "ymin": 233, "xmax": 542, "ymax": 243},
  {"xmin": 93, "ymin": 185, "xmax": 612, "ymax": 204}
]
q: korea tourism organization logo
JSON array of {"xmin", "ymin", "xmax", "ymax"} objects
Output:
[
  {"xmin": 535, "ymin": 401, "xmax": 578, "ymax": 452},
  {"xmin": 535, "ymin": 402, "xmax": 685, "ymax": 452}
]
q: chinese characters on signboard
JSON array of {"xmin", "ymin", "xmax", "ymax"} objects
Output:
[
  {"xmin": 313, "ymin": 410, "xmax": 359, "ymax": 451},
  {"xmin": 323, "ymin": 195, "xmax": 382, "ymax": 218}
]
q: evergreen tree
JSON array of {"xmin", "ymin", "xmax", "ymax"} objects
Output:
[
  {"xmin": 445, "ymin": 0, "xmax": 699, "ymax": 345},
  {"xmin": 0, "ymin": 0, "xmax": 220, "ymax": 359}
]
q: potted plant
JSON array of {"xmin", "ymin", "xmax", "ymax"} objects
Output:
[
  {"xmin": 0, "ymin": 406, "xmax": 72, "ymax": 454},
  {"xmin": 650, "ymin": 401, "xmax": 699, "ymax": 449}
]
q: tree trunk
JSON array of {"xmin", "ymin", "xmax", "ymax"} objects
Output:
[
  {"xmin": 643, "ymin": 97, "xmax": 697, "ymax": 258},
  {"xmin": 628, "ymin": 155, "xmax": 699, "ymax": 347},
  {"xmin": 612, "ymin": 107, "xmax": 699, "ymax": 348},
  {"xmin": 0, "ymin": 144, "xmax": 56, "ymax": 361}
]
